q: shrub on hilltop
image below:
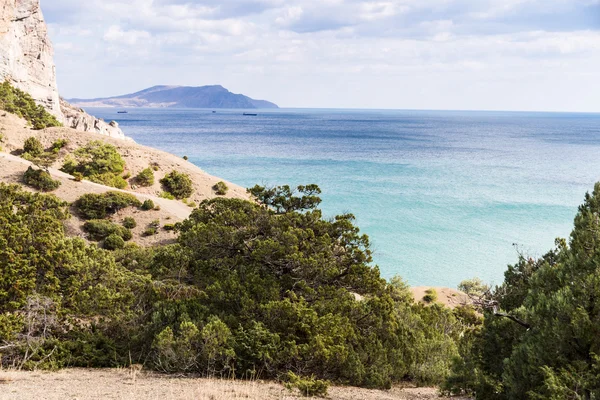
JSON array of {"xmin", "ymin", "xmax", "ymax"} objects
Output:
[
  {"xmin": 160, "ymin": 170, "xmax": 193, "ymax": 199},
  {"xmin": 61, "ymin": 141, "xmax": 127, "ymax": 189},
  {"xmin": 0, "ymin": 81, "xmax": 62, "ymax": 129}
]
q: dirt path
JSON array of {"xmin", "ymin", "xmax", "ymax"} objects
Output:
[{"xmin": 0, "ymin": 369, "xmax": 467, "ymax": 400}]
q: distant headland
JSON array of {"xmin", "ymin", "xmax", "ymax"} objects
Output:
[{"xmin": 67, "ymin": 85, "xmax": 279, "ymax": 109}]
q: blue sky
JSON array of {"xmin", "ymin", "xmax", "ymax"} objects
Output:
[{"xmin": 43, "ymin": 0, "xmax": 600, "ymax": 111}]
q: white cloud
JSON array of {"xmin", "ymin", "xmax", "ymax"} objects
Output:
[
  {"xmin": 43, "ymin": 0, "xmax": 600, "ymax": 112},
  {"xmin": 103, "ymin": 25, "xmax": 151, "ymax": 45}
]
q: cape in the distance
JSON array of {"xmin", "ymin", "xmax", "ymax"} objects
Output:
[{"xmin": 67, "ymin": 85, "xmax": 279, "ymax": 109}]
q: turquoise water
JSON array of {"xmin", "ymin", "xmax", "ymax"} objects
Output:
[{"xmin": 89, "ymin": 108, "xmax": 600, "ymax": 287}]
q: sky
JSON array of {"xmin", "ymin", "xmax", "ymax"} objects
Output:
[{"xmin": 43, "ymin": 0, "xmax": 600, "ymax": 111}]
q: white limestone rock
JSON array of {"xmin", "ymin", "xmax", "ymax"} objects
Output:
[{"xmin": 0, "ymin": 0, "xmax": 128, "ymax": 140}]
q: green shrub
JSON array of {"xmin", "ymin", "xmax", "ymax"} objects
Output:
[
  {"xmin": 122, "ymin": 172, "xmax": 131, "ymax": 180},
  {"xmin": 23, "ymin": 166, "xmax": 61, "ymax": 192},
  {"xmin": 159, "ymin": 191, "xmax": 175, "ymax": 200},
  {"xmin": 72, "ymin": 172, "xmax": 83, "ymax": 182},
  {"xmin": 0, "ymin": 81, "xmax": 62, "ymax": 129},
  {"xmin": 122, "ymin": 217, "xmax": 137, "ymax": 229},
  {"xmin": 151, "ymin": 162, "xmax": 159, "ymax": 171},
  {"xmin": 285, "ymin": 372, "xmax": 329, "ymax": 397},
  {"xmin": 60, "ymin": 141, "xmax": 127, "ymax": 189},
  {"xmin": 160, "ymin": 170, "xmax": 194, "ymax": 199},
  {"xmin": 50, "ymin": 139, "xmax": 68, "ymax": 153},
  {"xmin": 23, "ymin": 137, "xmax": 44, "ymax": 157},
  {"xmin": 83, "ymin": 220, "xmax": 132, "ymax": 241},
  {"xmin": 163, "ymin": 224, "xmax": 176, "ymax": 231},
  {"xmin": 183, "ymin": 155, "xmax": 188, "ymax": 161},
  {"xmin": 187, "ymin": 201, "xmax": 197, "ymax": 208},
  {"xmin": 104, "ymin": 234, "xmax": 125, "ymax": 250},
  {"xmin": 457, "ymin": 277, "xmax": 489, "ymax": 297},
  {"xmin": 212, "ymin": 181, "xmax": 228, "ymax": 196},
  {"xmin": 152, "ymin": 322, "xmax": 201, "ymax": 372},
  {"xmin": 135, "ymin": 167, "xmax": 154, "ymax": 187},
  {"xmin": 143, "ymin": 227, "xmax": 157, "ymax": 236},
  {"xmin": 75, "ymin": 192, "xmax": 141, "ymax": 220},
  {"xmin": 141, "ymin": 199, "xmax": 155, "ymax": 211},
  {"xmin": 423, "ymin": 288, "xmax": 438, "ymax": 303}
]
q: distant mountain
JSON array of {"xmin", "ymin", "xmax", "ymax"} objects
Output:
[{"xmin": 68, "ymin": 85, "xmax": 279, "ymax": 109}]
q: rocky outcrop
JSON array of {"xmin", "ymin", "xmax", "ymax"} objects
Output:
[
  {"xmin": 60, "ymin": 99, "xmax": 131, "ymax": 140},
  {"xmin": 0, "ymin": 0, "xmax": 128, "ymax": 140}
]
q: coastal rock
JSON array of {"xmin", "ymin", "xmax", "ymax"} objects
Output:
[
  {"xmin": 60, "ymin": 99, "xmax": 131, "ymax": 140},
  {"xmin": 0, "ymin": 0, "xmax": 128, "ymax": 140}
]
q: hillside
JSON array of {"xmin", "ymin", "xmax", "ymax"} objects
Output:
[
  {"xmin": 68, "ymin": 85, "xmax": 279, "ymax": 109},
  {"xmin": 0, "ymin": 111, "xmax": 247, "ymax": 247}
]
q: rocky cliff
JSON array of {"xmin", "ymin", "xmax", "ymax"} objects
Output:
[{"xmin": 0, "ymin": 0, "xmax": 128, "ymax": 140}]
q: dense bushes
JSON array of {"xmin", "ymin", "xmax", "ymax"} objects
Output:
[
  {"xmin": 23, "ymin": 166, "xmax": 61, "ymax": 192},
  {"xmin": 443, "ymin": 182, "xmax": 600, "ymax": 398},
  {"xmin": 160, "ymin": 170, "xmax": 193, "ymax": 199},
  {"xmin": 75, "ymin": 192, "xmax": 141, "ymax": 219},
  {"xmin": 104, "ymin": 234, "xmax": 125, "ymax": 250},
  {"xmin": 0, "ymin": 183, "xmax": 140, "ymax": 369},
  {"xmin": 61, "ymin": 141, "xmax": 127, "ymax": 189},
  {"xmin": 83, "ymin": 220, "xmax": 132, "ymax": 241},
  {"xmin": 0, "ymin": 81, "xmax": 62, "ymax": 129},
  {"xmin": 0, "ymin": 182, "xmax": 477, "ymax": 389}
]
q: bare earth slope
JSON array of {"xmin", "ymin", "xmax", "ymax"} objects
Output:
[
  {"xmin": 0, "ymin": 112, "xmax": 248, "ymax": 246},
  {"xmin": 410, "ymin": 287, "xmax": 470, "ymax": 308},
  {"xmin": 0, "ymin": 369, "xmax": 467, "ymax": 400}
]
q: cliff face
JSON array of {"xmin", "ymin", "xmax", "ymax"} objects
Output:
[
  {"xmin": 0, "ymin": 0, "xmax": 61, "ymax": 118},
  {"xmin": 0, "ymin": 0, "xmax": 128, "ymax": 140}
]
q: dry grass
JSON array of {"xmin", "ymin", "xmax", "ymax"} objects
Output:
[{"xmin": 0, "ymin": 369, "xmax": 468, "ymax": 400}]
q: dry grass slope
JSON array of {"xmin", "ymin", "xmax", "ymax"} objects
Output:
[{"xmin": 0, "ymin": 369, "xmax": 469, "ymax": 400}]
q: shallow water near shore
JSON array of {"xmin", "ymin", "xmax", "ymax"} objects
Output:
[{"xmin": 88, "ymin": 107, "xmax": 600, "ymax": 287}]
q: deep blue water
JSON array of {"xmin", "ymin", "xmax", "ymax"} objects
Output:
[{"xmin": 89, "ymin": 107, "xmax": 600, "ymax": 287}]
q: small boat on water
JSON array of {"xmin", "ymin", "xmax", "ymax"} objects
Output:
[
  {"xmin": 243, "ymin": 112, "xmax": 257, "ymax": 116},
  {"xmin": 117, "ymin": 111, "xmax": 128, "ymax": 114},
  {"xmin": 212, "ymin": 111, "xmax": 216, "ymax": 113}
]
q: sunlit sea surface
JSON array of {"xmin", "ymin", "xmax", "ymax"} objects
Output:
[{"xmin": 88, "ymin": 107, "xmax": 600, "ymax": 287}]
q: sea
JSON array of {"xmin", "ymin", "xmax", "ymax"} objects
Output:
[{"xmin": 88, "ymin": 107, "xmax": 600, "ymax": 288}]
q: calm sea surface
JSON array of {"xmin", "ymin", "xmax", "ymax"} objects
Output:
[{"xmin": 88, "ymin": 108, "xmax": 600, "ymax": 287}]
